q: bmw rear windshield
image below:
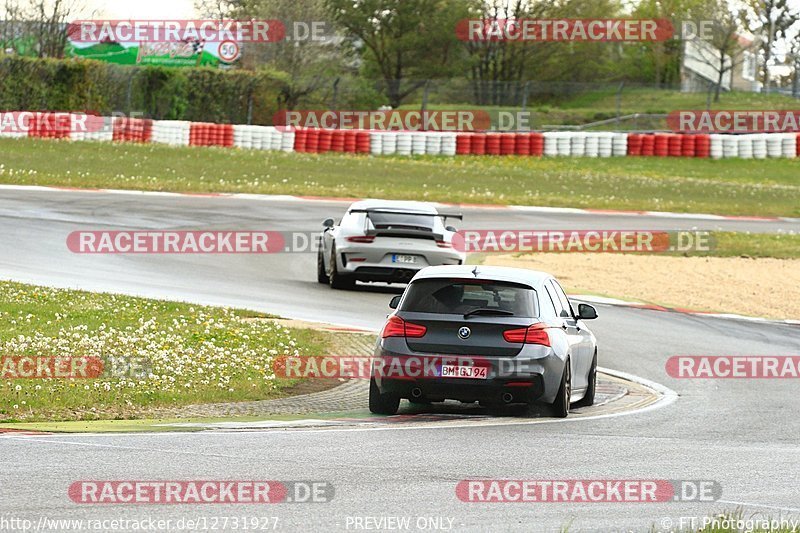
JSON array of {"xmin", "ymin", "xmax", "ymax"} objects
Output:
[{"xmin": 400, "ymin": 279, "xmax": 539, "ymax": 318}]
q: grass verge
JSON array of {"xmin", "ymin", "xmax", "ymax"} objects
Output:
[
  {"xmin": 0, "ymin": 280, "xmax": 330, "ymax": 423},
  {"xmin": 1, "ymin": 138, "xmax": 799, "ymax": 217},
  {"xmin": 402, "ymin": 88, "xmax": 800, "ymax": 129},
  {"xmin": 687, "ymin": 232, "xmax": 800, "ymax": 259}
]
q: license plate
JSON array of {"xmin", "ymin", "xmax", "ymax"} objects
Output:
[
  {"xmin": 392, "ymin": 254, "xmax": 417, "ymax": 264},
  {"xmin": 440, "ymin": 365, "xmax": 488, "ymax": 380}
]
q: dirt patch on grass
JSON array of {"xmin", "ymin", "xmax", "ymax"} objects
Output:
[{"xmin": 483, "ymin": 254, "xmax": 800, "ymax": 320}]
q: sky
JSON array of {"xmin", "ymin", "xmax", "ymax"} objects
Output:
[{"xmin": 88, "ymin": 0, "xmax": 199, "ymax": 19}]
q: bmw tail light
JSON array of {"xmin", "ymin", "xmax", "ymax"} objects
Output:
[
  {"xmin": 347, "ymin": 236, "xmax": 375, "ymax": 243},
  {"xmin": 381, "ymin": 315, "xmax": 427, "ymax": 338},
  {"xmin": 503, "ymin": 323, "xmax": 550, "ymax": 346},
  {"xmin": 404, "ymin": 321, "xmax": 428, "ymax": 338}
]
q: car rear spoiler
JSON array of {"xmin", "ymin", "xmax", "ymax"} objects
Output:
[
  {"xmin": 349, "ymin": 208, "xmax": 462, "ymax": 240},
  {"xmin": 348, "ymin": 209, "xmax": 463, "ymax": 221}
]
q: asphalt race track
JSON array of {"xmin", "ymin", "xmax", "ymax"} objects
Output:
[{"xmin": 1, "ymin": 186, "xmax": 799, "ymax": 531}]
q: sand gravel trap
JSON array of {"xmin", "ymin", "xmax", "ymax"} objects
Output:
[{"xmin": 483, "ymin": 254, "xmax": 800, "ymax": 320}]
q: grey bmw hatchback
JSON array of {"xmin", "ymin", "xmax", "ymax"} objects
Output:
[{"xmin": 370, "ymin": 265, "xmax": 599, "ymax": 418}]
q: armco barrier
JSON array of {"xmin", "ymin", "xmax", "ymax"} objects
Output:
[{"xmin": 4, "ymin": 111, "xmax": 800, "ymax": 160}]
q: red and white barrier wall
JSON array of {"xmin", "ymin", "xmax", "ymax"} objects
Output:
[{"xmin": 2, "ymin": 112, "xmax": 799, "ymax": 159}]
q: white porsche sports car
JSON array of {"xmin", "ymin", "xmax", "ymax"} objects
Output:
[{"xmin": 317, "ymin": 200, "xmax": 466, "ymax": 290}]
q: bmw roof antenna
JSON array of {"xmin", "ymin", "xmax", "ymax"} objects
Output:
[{"xmin": 472, "ymin": 266, "xmax": 479, "ymax": 277}]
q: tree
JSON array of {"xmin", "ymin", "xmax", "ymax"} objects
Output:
[
  {"xmin": 197, "ymin": 0, "xmax": 350, "ymax": 110},
  {"xmin": 1, "ymin": 1, "xmax": 24, "ymax": 53},
  {"xmin": 686, "ymin": 0, "xmax": 752, "ymax": 101},
  {"xmin": 325, "ymin": 0, "xmax": 469, "ymax": 108},
  {"xmin": 1, "ymin": 0, "xmax": 90, "ymax": 58},
  {"xmin": 462, "ymin": 0, "xmax": 542, "ymax": 106},
  {"xmin": 789, "ymin": 36, "xmax": 800, "ymax": 96},
  {"xmin": 632, "ymin": 0, "xmax": 710, "ymax": 87},
  {"xmin": 744, "ymin": 0, "xmax": 798, "ymax": 90}
]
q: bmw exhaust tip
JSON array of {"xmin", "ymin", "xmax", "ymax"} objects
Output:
[
  {"xmin": 411, "ymin": 388, "xmax": 423, "ymax": 399},
  {"xmin": 501, "ymin": 393, "xmax": 514, "ymax": 404}
]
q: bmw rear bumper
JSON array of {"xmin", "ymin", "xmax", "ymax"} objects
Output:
[
  {"xmin": 379, "ymin": 374, "xmax": 546, "ymax": 405},
  {"xmin": 373, "ymin": 342, "xmax": 566, "ymax": 405}
]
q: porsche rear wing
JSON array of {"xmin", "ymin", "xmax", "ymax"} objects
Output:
[{"xmin": 348, "ymin": 208, "xmax": 463, "ymax": 239}]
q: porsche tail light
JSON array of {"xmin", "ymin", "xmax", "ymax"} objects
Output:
[
  {"xmin": 347, "ymin": 236, "xmax": 375, "ymax": 243},
  {"xmin": 381, "ymin": 315, "xmax": 427, "ymax": 338},
  {"xmin": 436, "ymin": 240, "xmax": 452, "ymax": 248},
  {"xmin": 503, "ymin": 323, "xmax": 551, "ymax": 346}
]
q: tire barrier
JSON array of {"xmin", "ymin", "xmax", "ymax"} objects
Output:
[
  {"xmin": 318, "ymin": 129, "xmax": 333, "ymax": 153},
  {"xmin": 381, "ymin": 132, "xmax": 397, "ymax": 155},
  {"xmin": 441, "ymin": 132, "xmax": 457, "ymax": 156},
  {"xmin": 189, "ymin": 123, "xmax": 234, "ymax": 148},
  {"xmin": 152, "ymin": 120, "xmax": 191, "ymax": 147},
  {"xmin": 28, "ymin": 112, "xmax": 72, "ymax": 139},
  {"xmin": 471, "ymin": 133, "xmax": 487, "ymax": 155},
  {"xmin": 722, "ymin": 135, "xmax": 739, "ymax": 158},
  {"xmin": 71, "ymin": 115, "xmax": 114, "ymax": 143},
  {"xmin": 4, "ymin": 111, "xmax": 800, "ymax": 160},
  {"xmin": 455, "ymin": 133, "xmax": 471, "ymax": 155},
  {"xmin": 113, "ymin": 117, "xmax": 152, "ymax": 143},
  {"xmin": 424, "ymin": 132, "xmax": 442, "ymax": 155},
  {"xmin": 369, "ymin": 132, "xmax": 384, "ymax": 155},
  {"xmin": 485, "ymin": 133, "xmax": 501, "ymax": 155},
  {"xmin": 396, "ymin": 132, "xmax": 412, "ymax": 155},
  {"xmin": 543, "ymin": 132, "xmax": 559, "ymax": 156}
]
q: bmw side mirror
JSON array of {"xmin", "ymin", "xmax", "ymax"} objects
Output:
[
  {"xmin": 322, "ymin": 218, "xmax": 334, "ymax": 228},
  {"xmin": 389, "ymin": 295, "xmax": 401, "ymax": 309},
  {"xmin": 577, "ymin": 303, "xmax": 598, "ymax": 320}
]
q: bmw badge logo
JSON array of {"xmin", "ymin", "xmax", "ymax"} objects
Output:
[{"xmin": 458, "ymin": 326, "xmax": 471, "ymax": 340}]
